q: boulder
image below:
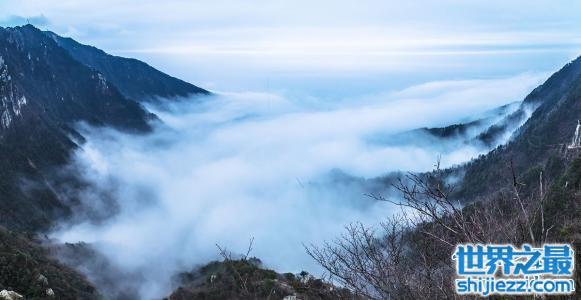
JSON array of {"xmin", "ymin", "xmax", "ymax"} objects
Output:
[{"xmin": 0, "ymin": 290, "xmax": 23, "ymax": 300}]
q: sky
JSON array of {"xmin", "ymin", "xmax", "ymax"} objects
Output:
[{"xmin": 1, "ymin": 0, "xmax": 581, "ymax": 96}]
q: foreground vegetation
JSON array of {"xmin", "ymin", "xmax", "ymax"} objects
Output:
[{"xmin": 306, "ymin": 155, "xmax": 581, "ymax": 299}]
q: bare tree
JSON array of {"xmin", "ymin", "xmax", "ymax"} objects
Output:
[
  {"xmin": 216, "ymin": 237, "xmax": 255, "ymax": 296},
  {"xmin": 307, "ymin": 159, "xmax": 554, "ymax": 299}
]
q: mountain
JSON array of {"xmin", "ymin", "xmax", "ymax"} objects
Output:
[
  {"xmin": 45, "ymin": 31, "xmax": 210, "ymax": 102},
  {"xmin": 371, "ymin": 101, "xmax": 522, "ymax": 150},
  {"xmin": 327, "ymin": 57, "xmax": 581, "ymax": 299},
  {"xmin": 425, "ymin": 102, "xmax": 521, "ymax": 142},
  {"xmin": 0, "ymin": 25, "xmax": 210, "ymax": 233},
  {"xmin": 167, "ymin": 258, "xmax": 352, "ymax": 300},
  {"xmin": 0, "ymin": 24, "xmax": 214, "ymax": 300},
  {"xmin": 456, "ymin": 56, "xmax": 581, "ymax": 200},
  {"xmin": 0, "ymin": 25, "xmax": 153, "ymax": 133},
  {"xmin": 0, "ymin": 226, "xmax": 100, "ymax": 299}
]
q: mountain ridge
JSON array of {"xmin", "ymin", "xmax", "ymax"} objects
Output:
[
  {"xmin": 455, "ymin": 55, "xmax": 581, "ymax": 200},
  {"xmin": 0, "ymin": 24, "xmax": 209, "ymax": 233},
  {"xmin": 45, "ymin": 30, "xmax": 210, "ymax": 102},
  {"xmin": 0, "ymin": 24, "xmax": 215, "ymax": 300},
  {"xmin": 0, "ymin": 24, "xmax": 158, "ymax": 232}
]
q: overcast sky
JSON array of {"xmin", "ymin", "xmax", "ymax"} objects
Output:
[{"xmin": 2, "ymin": 0, "xmax": 581, "ymax": 94}]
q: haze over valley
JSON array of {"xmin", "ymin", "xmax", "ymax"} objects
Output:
[{"xmin": 52, "ymin": 73, "xmax": 543, "ymax": 297}]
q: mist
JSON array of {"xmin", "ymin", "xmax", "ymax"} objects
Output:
[{"xmin": 50, "ymin": 73, "xmax": 544, "ymax": 299}]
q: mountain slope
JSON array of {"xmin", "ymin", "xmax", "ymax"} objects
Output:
[
  {"xmin": 0, "ymin": 24, "xmax": 213, "ymax": 300},
  {"xmin": 375, "ymin": 101, "xmax": 522, "ymax": 150},
  {"xmin": 0, "ymin": 25, "xmax": 154, "ymax": 231},
  {"xmin": 168, "ymin": 258, "xmax": 351, "ymax": 299},
  {"xmin": 0, "ymin": 226, "xmax": 100, "ymax": 299},
  {"xmin": 45, "ymin": 31, "xmax": 210, "ymax": 101},
  {"xmin": 456, "ymin": 56, "xmax": 581, "ymax": 200}
]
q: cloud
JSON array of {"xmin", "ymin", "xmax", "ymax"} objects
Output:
[
  {"xmin": 49, "ymin": 73, "xmax": 544, "ymax": 299},
  {"xmin": 1, "ymin": 0, "xmax": 579, "ymax": 92}
]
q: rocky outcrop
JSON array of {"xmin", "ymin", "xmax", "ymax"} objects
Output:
[{"xmin": 0, "ymin": 290, "xmax": 23, "ymax": 300}]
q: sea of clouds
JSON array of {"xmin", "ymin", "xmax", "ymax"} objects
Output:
[{"xmin": 51, "ymin": 73, "xmax": 545, "ymax": 299}]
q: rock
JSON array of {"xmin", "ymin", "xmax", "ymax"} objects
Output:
[
  {"xmin": 46, "ymin": 288, "xmax": 55, "ymax": 297},
  {"xmin": 0, "ymin": 290, "xmax": 23, "ymax": 300},
  {"xmin": 37, "ymin": 274, "xmax": 48, "ymax": 286},
  {"xmin": 276, "ymin": 281, "xmax": 295, "ymax": 294}
]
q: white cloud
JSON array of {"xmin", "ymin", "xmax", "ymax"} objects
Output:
[
  {"xmin": 1, "ymin": 0, "xmax": 580, "ymax": 92},
  {"xmin": 50, "ymin": 73, "xmax": 544, "ymax": 298}
]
